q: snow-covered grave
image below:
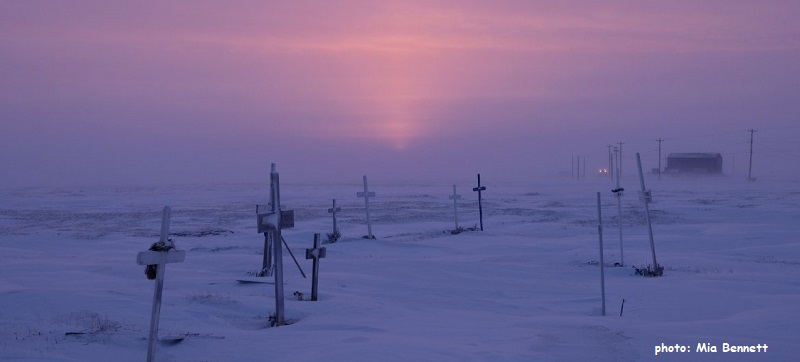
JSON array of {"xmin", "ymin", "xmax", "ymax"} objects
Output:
[{"xmin": 0, "ymin": 176, "xmax": 798, "ymax": 361}]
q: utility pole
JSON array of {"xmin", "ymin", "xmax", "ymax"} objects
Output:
[
  {"xmin": 656, "ymin": 138, "xmax": 664, "ymax": 180},
  {"xmin": 747, "ymin": 129, "xmax": 757, "ymax": 182},
  {"xmin": 617, "ymin": 142, "xmax": 624, "ymax": 182},
  {"xmin": 607, "ymin": 145, "xmax": 613, "ymax": 181}
]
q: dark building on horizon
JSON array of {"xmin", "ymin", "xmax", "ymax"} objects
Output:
[{"xmin": 664, "ymin": 153, "xmax": 723, "ymax": 174}]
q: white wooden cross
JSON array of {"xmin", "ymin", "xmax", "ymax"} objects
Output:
[
  {"xmin": 136, "ymin": 206, "xmax": 186, "ymax": 362},
  {"xmin": 256, "ymin": 163, "xmax": 294, "ymax": 326},
  {"xmin": 356, "ymin": 175, "xmax": 376, "ymax": 239},
  {"xmin": 256, "ymin": 164, "xmax": 295, "ymax": 277},
  {"xmin": 328, "ymin": 199, "xmax": 342, "ymax": 241},
  {"xmin": 449, "ymin": 185, "xmax": 462, "ymax": 230}
]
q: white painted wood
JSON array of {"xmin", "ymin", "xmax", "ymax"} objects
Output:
[{"xmin": 136, "ymin": 250, "xmax": 186, "ymax": 266}]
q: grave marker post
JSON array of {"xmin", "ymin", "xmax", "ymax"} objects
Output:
[
  {"xmin": 357, "ymin": 175, "xmax": 376, "ymax": 238},
  {"xmin": 255, "ymin": 163, "xmax": 295, "ymax": 326},
  {"xmin": 136, "ymin": 206, "xmax": 186, "ymax": 362},
  {"xmin": 449, "ymin": 185, "xmax": 462, "ymax": 230},
  {"xmin": 472, "ymin": 174, "xmax": 487, "ymax": 231},
  {"xmin": 328, "ymin": 199, "xmax": 342, "ymax": 240},
  {"xmin": 305, "ymin": 233, "xmax": 327, "ymax": 301}
]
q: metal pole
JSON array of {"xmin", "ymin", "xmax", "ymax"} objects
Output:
[
  {"xmin": 596, "ymin": 192, "xmax": 606, "ymax": 316},
  {"xmin": 281, "ymin": 236, "xmax": 306, "ymax": 278},
  {"xmin": 618, "ymin": 142, "xmax": 624, "ymax": 182},
  {"xmin": 476, "ymin": 174, "xmax": 484, "ymax": 231},
  {"xmin": 363, "ymin": 176, "xmax": 373, "ymax": 238},
  {"xmin": 656, "ymin": 138, "xmax": 663, "ymax": 180},
  {"xmin": 615, "ymin": 164, "xmax": 624, "ymax": 266},
  {"xmin": 747, "ymin": 129, "xmax": 756, "ymax": 181},
  {"xmin": 332, "ymin": 199, "xmax": 339, "ymax": 236},
  {"xmin": 452, "ymin": 185, "xmax": 460, "ymax": 230},
  {"xmin": 636, "ymin": 153, "xmax": 659, "ymax": 271}
]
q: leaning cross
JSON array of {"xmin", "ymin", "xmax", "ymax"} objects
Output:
[
  {"xmin": 305, "ymin": 233, "xmax": 327, "ymax": 301},
  {"xmin": 136, "ymin": 206, "xmax": 186, "ymax": 362},
  {"xmin": 356, "ymin": 175, "xmax": 376, "ymax": 238},
  {"xmin": 472, "ymin": 173, "xmax": 487, "ymax": 231},
  {"xmin": 449, "ymin": 185, "xmax": 462, "ymax": 230},
  {"xmin": 328, "ymin": 199, "xmax": 342, "ymax": 241}
]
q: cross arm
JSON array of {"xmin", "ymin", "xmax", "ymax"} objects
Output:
[{"xmin": 136, "ymin": 250, "xmax": 186, "ymax": 265}]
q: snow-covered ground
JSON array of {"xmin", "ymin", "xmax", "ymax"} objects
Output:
[{"xmin": 1, "ymin": 175, "xmax": 798, "ymax": 361}]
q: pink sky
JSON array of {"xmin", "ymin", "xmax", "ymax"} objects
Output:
[{"xmin": 2, "ymin": 1, "xmax": 799, "ymax": 187}]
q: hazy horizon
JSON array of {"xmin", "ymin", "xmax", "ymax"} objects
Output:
[{"xmin": 2, "ymin": 1, "xmax": 799, "ymax": 188}]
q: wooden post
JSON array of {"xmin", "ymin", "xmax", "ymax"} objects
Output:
[
  {"xmin": 596, "ymin": 192, "xmax": 606, "ymax": 316},
  {"xmin": 270, "ymin": 165, "xmax": 286, "ymax": 326},
  {"xmin": 449, "ymin": 185, "xmax": 462, "ymax": 230},
  {"xmin": 305, "ymin": 233, "xmax": 327, "ymax": 301},
  {"xmin": 254, "ymin": 163, "xmax": 296, "ymax": 325},
  {"xmin": 472, "ymin": 174, "xmax": 486, "ymax": 231},
  {"xmin": 357, "ymin": 175, "xmax": 376, "ymax": 238},
  {"xmin": 261, "ymin": 232, "xmax": 274, "ymax": 276}
]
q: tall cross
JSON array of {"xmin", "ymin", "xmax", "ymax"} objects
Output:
[
  {"xmin": 254, "ymin": 163, "xmax": 295, "ymax": 326},
  {"xmin": 328, "ymin": 199, "xmax": 342, "ymax": 240},
  {"xmin": 357, "ymin": 175, "xmax": 376, "ymax": 238},
  {"xmin": 449, "ymin": 185, "xmax": 462, "ymax": 230},
  {"xmin": 305, "ymin": 233, "xmax": 327, "ymax": 301},
  {"xmin": 472, "ymin": 173, "xmax": 487, "ymax": 231},
  {"xmin": 136, "ymin": 206, "xmax": 186, "ymax": 362}
]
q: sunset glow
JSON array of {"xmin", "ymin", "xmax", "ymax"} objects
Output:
[{"xmin": 1, "ymin": 1, "xmax": 798, "ymax": 187}]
